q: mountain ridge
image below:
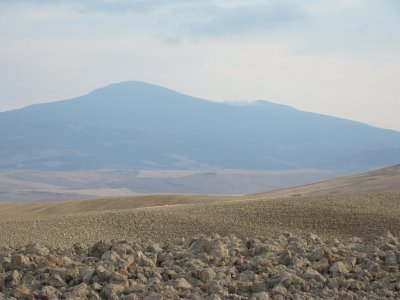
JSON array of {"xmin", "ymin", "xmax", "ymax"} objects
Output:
[{"xmin": 1, "ymin": 81, "xmax": 399, "ymax": 171}]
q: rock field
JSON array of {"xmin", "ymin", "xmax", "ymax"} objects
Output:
[{"xmin": 1, "ymin": 232, "xmax": 399, "ymax": 299}]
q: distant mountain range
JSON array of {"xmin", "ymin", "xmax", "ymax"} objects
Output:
[{"xmin": 1, "ymin": 81, "xmax": 400, "ymax": 171}]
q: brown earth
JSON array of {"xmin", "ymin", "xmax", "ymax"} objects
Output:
[
  {"xmin": 257, "ymin": 164, "xmax": 400, "ymax": 197},
  {"xmin": 0, "ymin": 165, "xmax": 399, "ymax": 248},
  {"xmin": 0, "ymin": 192, "xmax": 399, "ymax": 248}
]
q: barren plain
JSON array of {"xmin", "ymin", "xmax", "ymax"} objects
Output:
[{"xmin": 0, "ymin": 166, "xmax": 399, "ymax": 299}]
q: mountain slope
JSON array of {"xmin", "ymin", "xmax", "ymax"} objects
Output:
[
  {"xmin": 1, "ymin": 81, "xmax": 400, "ymax": 171},
  {"xmin": 259, "ymin": 164, "xmax": 400, "ymax": 197}
]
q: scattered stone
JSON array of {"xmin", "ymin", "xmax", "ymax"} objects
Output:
[
  {"xmin": 330, "ymin": 261, "xmax": 348, "ymax": 277},
  {"xmin": 102, "ymin": 283, "xmax": 125, "ymax": 299},
  {"xmin": 101, "ymin": 250, "xmax": 120, "ymax": 262},
  {"xmin": 279, "ymin": 249, "xmax": 292, "ymax": 266},
  {"xmin": 251, "ymin": 291, "xmax": 270, "ymax": 300},
  {"xmin": 89, "ymin": 241, "xmax": 112, "ymax": 259},
  {"xmin": 209, "ymin": 240, "xmax": 229, "ymax": 257},
  {"xmin": 5, "ymin": 270, "xmax": 21, "ymax": 288},
  {"xmin": 47, "ymin": 274, "xmax": 67, "ymax": 288},
  {"xmin": 10, "ymin": 254, "xmax": 30, "ymax": 269},
  {"xmin": 39, "ymin": 286, "xmax": 62, "ymax": 300},
  {"xmin": 199, "ymin": 268, "xmax": 216, "ymax": 283},
  {"xmin": 64, "ymin": 283, "xmax": 89, "ymax": 298},
  {"xmin": 134, "ymin": 251, "xmax": 156, "ymax": 267},
  {"xmin": 302, "ymin": 268, "xmax": 326, "ymax": 282},
  {"xmin": 174, "ymin": 278, "xmax": 192, "ymax": 290},
  {"xmin": 385, "ymin": 250, "xmax": 398, "ymax": 272},
  {"xmin": 0, "ymin": 233, "xmax": 399, "ymax": 299},
  {"xmin": 25, "ymin": 242, "xmax": 49, "ymax": 256},
  {"xmin": 12, "ymin": 285, "xmax": 33, "ymax": 300}
]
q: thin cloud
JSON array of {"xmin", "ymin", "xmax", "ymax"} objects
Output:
[
  {"xmin": 0, "ymin": 1, "xmax": 307, "ymax": 35},
  {"xmin": 178, "ymin": 2, "xmax": 306, "ymax": 37},
  {"xmin": 0, "ymin": 0, "xmax": 186, "ymax": 15}
]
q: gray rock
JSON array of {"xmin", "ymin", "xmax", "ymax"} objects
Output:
[
  {"xmin": 92, "ymin": 282, "xmax": 103, "ymax": 292},
  {"xmin": 49, "ymin": 266, "xmax": 80, "ymax": 282},
  {"xmin": 64, "ymin": 283, "xmax": 89, "ymax": 299},
  {"xmin": 1, "ymin": 233, "xmax": 400, "ymax": 299},
  {"xmin": 209, "ymin": 240, "xmax": 229, "ymax": 258},
  {"xmin": 102, "ymin": 283, "xmax": 125, "ymax": 299},
  {"xmin": 124, "ymin": 293, "xmax": 140, "ymax": 300},
  {"xmin": 272, "ymin": 284, "xmax": 287, "ymax": 297},
  {"xmin": 10, "ymin": 254, "xmax": 30, "ymax": 269},
  {"xmin": 47, "ymin": 274, "xmax": 67, "ymax": 288},
  {"xmin": 384, "ymin": 250, "xmax": 398, "ymax": 272},
  {"xmin": 146, "ymin": 243, "xmax": 163, "ymax": 253},
  {"xmin": 26, "ymin": 242, "xmax": 49, "ymax": 256},
  {"xmin": 199, "ymin": 268, "xmax": 216, "ymax": 283},
  {"xmin": 143, "ymin": 292, "xmax": 163, "ymax": 300},
  {"xmin": 302, "ymin": 268, "xmax": 327, "ymax": 282},
  {"xmin": 330, "ymin": 261, "xmax": 348, "ymax": 277},
  {"xmin": 94, "ymin": 265, "xmax": 112, "ymax": 282},
  {"xmin": 80, "ymin": 267, "xmax": 95, "ymax": 283},
  {"xmin": 5, "ymin": 270, "xmax": 21, "ymax": 288},
  {"xmin": 89, "ymin": 241, "xmax": 112, "ymax": 259},
  {"xmin": 205, "ymin": 294, "xmax": 222, "ymax": 300},
  {"xmin": 109, "ymin": 271, "xmax": 128, "ymax": 285},
  {"xmin": 39, "ymin": 286, "xmax": 62, "ymax": 300},
  {"xmin": 112, "ymin": 244, "xmax": 133, "ymax": 257},
  {"xmin": 101, "ymin": 250, "xmax": 120, "ymax": 262},
  {"xmin": 174, "ymin": 278, "xmax": 192, "ymax": 289},
  {"xmin": 251, "ymin": 292, "xmax": 270, "ymax": 300},
  {"xmin": 190, "ymin": 237, "xmax": 211, "ymax": 254},
  {"xmin": 134, "ymin": 250, "xmax": 156, "ymax": 267},
  {"xmin": 279, "ymin": 249, "xmax": 292, "ymax": 265}
]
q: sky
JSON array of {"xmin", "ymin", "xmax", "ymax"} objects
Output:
[{"xmin": 0, "ymin": 0, "xmax": 399, "ymax": 130}]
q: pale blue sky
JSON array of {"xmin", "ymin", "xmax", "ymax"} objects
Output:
[{"xmin": 0, "ymin": 0, "xmax": 399, "ymax": 130}]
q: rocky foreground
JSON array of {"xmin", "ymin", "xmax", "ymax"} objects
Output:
[{"xmin": 1, "ymin": 233, "xmax": 399, "ymax": 300}]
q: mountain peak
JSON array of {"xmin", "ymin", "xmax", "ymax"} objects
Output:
[
  {"xmin": 99, "ymin": 80, "xmax": 167, "ymax": 90},
  {"xmin": 1, "ymin": 82, "xmax": 399, "ymax": 171},
  {"xmin": 89, "ymin": 81, "xmax": 186, "ymax": 99}
]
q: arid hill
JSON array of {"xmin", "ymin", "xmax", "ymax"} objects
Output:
[
  {"xmin": 0, "ymin": 192, "xmax": 399, "ymax": 248},
  {"xmin": 258, "ymin": 164, "xmax": 400, "ymax": 197},
  {"xmin": 0, "ymin": 165, "xmax": 399, "ymax": 247}
]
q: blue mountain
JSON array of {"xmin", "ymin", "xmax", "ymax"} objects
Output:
[{"xmin": 1, "ymin": 81, "xmax": 399, "ymax": 171}]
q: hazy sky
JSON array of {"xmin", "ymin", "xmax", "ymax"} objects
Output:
[{"xmin": 1, "ymin": 0, "xmax": 399, "ymax": 130}]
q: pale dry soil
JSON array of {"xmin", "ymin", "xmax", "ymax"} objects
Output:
[
  {"xmin": 0, "ymin": 192, "xmax": 399, "ymax": 248},
  {"xmin": 260, "ymin": 164, "xmax": 400, "ymax": 197}
]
